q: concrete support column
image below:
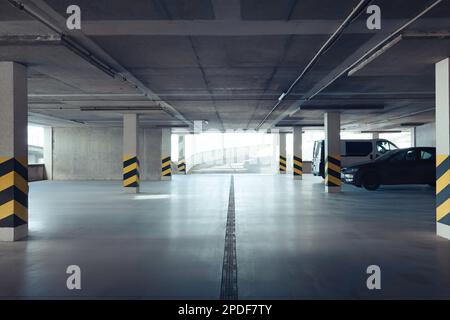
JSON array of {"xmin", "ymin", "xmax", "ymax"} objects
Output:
[
  {"xmin": 123, "ymin": 114, "xmax": 140, "ymax": 193},
  {"xmin": 411, "ymin": 127, "xmax": 417, "ymax": 147},
  {"xmin": 43, "ymin": 127, "xmax": 53, "ymax": 180},
  {"xmin": 324, "ymin": 112, "xmax": 341, "ymax": 193},
  {"xmin": 372, "ymin": 132, "xmax": 379, "ymax": 139},
  {"xmin": 161, "ymin": 128, "xmax": 172, "ymax": 180},
  {"xmin": 435, "ymin": 58, "xmax": 450, "ymax": 239},
  {"xmin": 293, "ymin": 127, "xmax": 303, "ymax": 180},
  {"xmin": 0, "ymin": 62, "xmax": 28, "ymax": 241},
  {"xmin": 279, "ymin": 133, "xmax": 287, "ymax": 174},
  {"xmin": 177, "ymin": 135, "xmax": 186, "ymax": 174}
]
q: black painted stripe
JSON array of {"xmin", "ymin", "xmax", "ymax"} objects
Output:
[
  {"xmin": 220, "ymin": 175, "xmax": 238, "ymax": 300},
  {"xmin": 280, "ymin": 155, "xmax": 286, "ymax": 161},
  {"xmin": 327, "ymin": 156, "xmax": 341, "ymax": 167},
  {"xmin": 0, "ymin": 186, "xmax": 28, "ymax": 208},
  {"xmin": 437, "ymin": 157, "xmax": 450, "ymax": 179},
  {"xmin": 178, "ymin": 163, "xmax": 186, "ymax": 168},
  {"xmin": 123, "ymin": 157, "xmax": 138, "ymax": 168},
  {"xmin": 0, "ymin": 158, "xmax": 28, "ymax": 180},
  {"xmin": 327, "ymin": 169, "xmax": 341, "ymax": 179},
  {"xmin": 439, "ymin": 212, "xmax": 450, "ymax": 225},
  {"xmin": 123, "ymin": 169, "xmax": 139, "ymax": 180},
  {"xmin": 327, "ymin": 180, "xmax": 340, "ymax": 187},
  {"xmin": 294, "ymin": 156, "xmax": 302, "ymax": 162},
  {"xmin": 294, "ymin": 163, "xmax": 302, "ymax": 170},
  {"xmin": 124, "ymin": 181, "xmax": 139, "ymax": 188},
  {"xmin": 162, "ymin": 156, "xmax": 171, "ymax": 163},
  {"xmin": 0, "ymin": 214, "xmax": 27, "ymax": 228},
  {"xmin": 437, "ymin": 184, "xmax": 450, "ymax": 208},
  {"xmin": 162, "ymin": 164, "xmax": 171, "ymax": 171}
]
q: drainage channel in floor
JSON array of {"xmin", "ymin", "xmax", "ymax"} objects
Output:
[{"xmin": 220, "ymin": 175, "xmax": 238, "ymax": 300}]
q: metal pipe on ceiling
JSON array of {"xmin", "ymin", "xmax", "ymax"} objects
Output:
[
  {"xmin": 7, "ymin": 0, "xmax": 193, "ymax": 127},
  {"xmin": 255, "ymin": 0, "xmax": 373, "ymax": 130},
  {"xmin": 307, "ymin": 0, "xmax": 443, "ymax": 101},
  {"xmin": 262, "ymin": 0, "xmax": 443, "ymax": 131}
]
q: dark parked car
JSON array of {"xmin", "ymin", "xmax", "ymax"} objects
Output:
[{"xmin": 341, "ymin": 147, "xmax": 436, "ymax": 190}]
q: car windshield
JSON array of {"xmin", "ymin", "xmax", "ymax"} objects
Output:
[{"xmin": 375, "ymin": 149, "xmax": 397, "ymax": 161}]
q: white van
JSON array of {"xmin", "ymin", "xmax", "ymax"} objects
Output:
[{"xmin": 312, "ymin": 139, "xmax": 398, "ymax": 178}]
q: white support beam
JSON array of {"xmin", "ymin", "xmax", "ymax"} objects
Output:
[{"xmin": 436, "ymin": 58, "xmax": 450, "ymax": 239}]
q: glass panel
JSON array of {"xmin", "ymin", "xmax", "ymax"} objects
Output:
[{"xmin": 345, "ymin": 142, "xmax": 372, "ymax": 156}]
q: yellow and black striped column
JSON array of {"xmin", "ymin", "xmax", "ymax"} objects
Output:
[
  {"xmin": 293, "ymin": 156, "xmax": 303, "ymax": 179},
  {"xmin": 279, "ymin": 155, "xmax": 287, "ymax": 174},
  {"xmin": 162, "ymin": 156, "xmax": 172, "ymax": 179},
  {"xmin": 123, "ymin": 114, "xmax": 139, "ymax": 193},
  {"xmin": 325, "ymin": 111, "xmax": 341, "ymax": 193},
  {"xmin": 178, "ymin": 159, "xmax": 186, "ymax": 174},
  {"xmin": 123, "ymin": 155, "xmax": 139, "ymax": 192},
  {"xmin": 178, "ymin": 135, "xmax": 186, "ymax": 175},
  {"xmin": 436, "ymin": 58, "xmax": 450, "ymax": 239},
  {"xmin": 279, "ymin": 132, "xmax": 287, "ymax": 174},
  {"xmin": 436, "ymin": 155, "xmax": 450, "ymax": 229},
  {"xmin": 0, "ymin": 62, "xmax": 28, "ymax": 241},
  {"xmin": 0, "ymin": 157, "xmax": 28, "ymax": 236},
  {"xmin": 161, "ymin": 128, "xmax": 172, "ymax": 181},
  {"xmin": 293, "ymin": 127, "xmax": 303, "ymax": 180},
  {"xmin": 325, "ymin": 155, "xmax": 342, "ymax": 191}
]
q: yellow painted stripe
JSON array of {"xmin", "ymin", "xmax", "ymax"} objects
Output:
[
  {"xmin": 162, "ymin": 161, "xmax": 171, "ymax": 168},
  {"xmin": 294, "ymin": 168, "xmax": 303, "ymax": 174},
  {"xmin": 437, "ymin": 154, "xmax": 448, "ymax": 167},
  {"xmin": 437, "ymin": 169, "xmax": 450, "ymax": 194},
  {"xmin": 123, "ymin": 175, "xmax": 138, "ymax": 186},
  {"xmin": 327, "ymin": 162, "xmax": 341, "ymax": 173},
  {"xmin": 327, "ymin": 174, "xmax": 342, "ymax": 186},
  {"xmin": 15, "ymin": 157, "xmax": 27, "ymax": 169},
  {"xmin": 162, "ymin": 168, "xmax": 171, "ymax": 176},
  {"xmin": 294, "ymin": 160, "xmax": 302, "ymax": 166},
  {"xmin": 0, "ymin": 200, "xmax": 28, "ymax": 222},
  {"xmin": 329, "ymin": 155, "xmax": 342, "ymax": 161},
  {"xmin": 123, "ymin": 162, "xmax": 138, "ymax": 174},
  {"xmin": 123, "ymin": 154, "xmax": 135, "ymax": 162},
  {"xmin": 437, "ymin": 198, "xmax": 450, "ymax": 221},
  {"xmin": 0, "ymin": 157, "xmax": 10, "ymax": 165},
  {"xmin": 0, "ymin": 171, "xmax": 28, "ymax": 194},
  {"xmin": 279, "ymin": 159, "xmax": 286, "ymax": 165}
]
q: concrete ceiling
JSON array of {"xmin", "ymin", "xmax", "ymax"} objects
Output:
[{"xmin": 0, "ymin": 0, "xmax": 449, "ymax": 132}]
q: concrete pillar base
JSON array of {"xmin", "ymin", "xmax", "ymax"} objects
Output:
[
  {"xmin": 124, "ymin": 187, "xmax": 139, "ymax": 194},
  {"xmin": 161, "ymin": 176, "xmax": 171, "ymax": 181},
  {"xmin": 294, "ymin": 175, "xmax": 302, "ymax": 180},
  {"xmin": 0, "ymin": 224, "xmax": 28, "ymax": 242},
  {"xmin": 437, "ymin": 222, "xmax": 450, "ymax": 239},
  {"xmin": 326, "ymin": 186, "xmax": 341, "ymax": 193}
]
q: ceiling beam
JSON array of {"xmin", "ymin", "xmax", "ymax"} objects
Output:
[{"xmin": 11, "ymin": 0, "xmax": 192, "ymax": 127}]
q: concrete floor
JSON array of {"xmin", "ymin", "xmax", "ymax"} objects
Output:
[{"xmin": 0, "ymin": 174, "xmax": 449, "ymax": 299}]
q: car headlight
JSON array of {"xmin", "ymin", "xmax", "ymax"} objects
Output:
[{"xmin": 343, "ymin": 168, "xmax": 358, "ymax": 174}]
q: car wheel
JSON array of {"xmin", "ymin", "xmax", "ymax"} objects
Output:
[{"xmin": 362, "ymin": 173, "xmax": 380, "ymax": 191}]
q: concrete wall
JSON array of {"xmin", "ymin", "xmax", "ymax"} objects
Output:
[
  {"xmin": 52, "ymin": 126, "xmax": 162, "ymax": 180},
  {"xmin": 415, "ymin": 123, "xmax": 436, "ymax": 147}
]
